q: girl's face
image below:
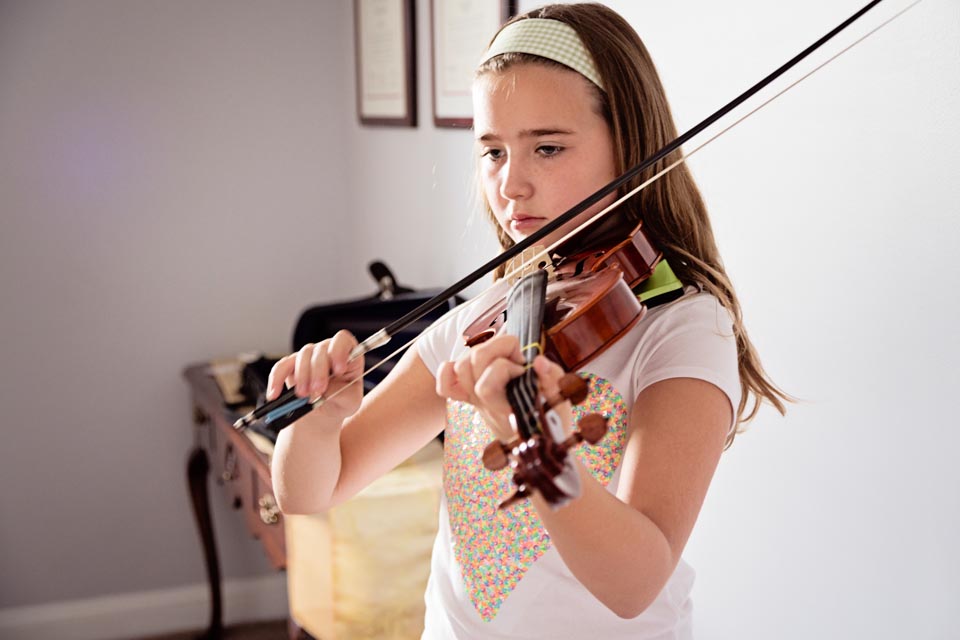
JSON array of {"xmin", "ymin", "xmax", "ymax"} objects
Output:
[{"xmin": 473, "ymin": 63, "xmax": 617, "ymax": 248}]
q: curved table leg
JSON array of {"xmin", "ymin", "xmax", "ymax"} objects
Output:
[{"xmin": 188, "ymin": 446, "xmax": 224, "ymax": 639}]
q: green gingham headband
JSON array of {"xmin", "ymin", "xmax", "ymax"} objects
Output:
[{"xmin": 479, "ymin": 18, "xmax": 605, "ymax": 91}]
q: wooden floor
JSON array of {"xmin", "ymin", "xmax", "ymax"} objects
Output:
[{"xmin": 133, "ymin": 620, "xmax": 289, "ymax": 640}]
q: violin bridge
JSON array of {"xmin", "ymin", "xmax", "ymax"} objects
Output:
[{"xmin": 503, "ymin": 245, "xmax": 554, "ymax": 284}]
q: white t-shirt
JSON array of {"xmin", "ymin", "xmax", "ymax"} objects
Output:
[{"xmin": 416, "ymin": 281, "xmax": 741, "ymax": 639}]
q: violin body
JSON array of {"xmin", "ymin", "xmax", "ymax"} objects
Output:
[
  {"xmin": 463, "ymin": 217, "xmax": 668, "ymax": 509},
  {"xmin": 465, "ymin": 220, "xmax": 661, "ymax": 372},
  {"xmin": 466, "ymin": 267, "xmax": 647, "ymax": 371},
  {"xmin": 554, "ymin": 219, "xmax": 662, "ymax": 289}
]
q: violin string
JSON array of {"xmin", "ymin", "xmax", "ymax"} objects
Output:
[
  {"xmin": 525, "ymin": 277, "xmax": 541, "ymax": 436},
  {"xmin": 516, "ymin": 279, "xmax": 530, "ymax": 436},
  {"xmin": 274, "ymin": 0, "xmax": 922, "ymax": 421},
  {"xmin": 517, "ymin": 276, "xmax": 541, "ymax": 438},
  {"xmin": 505, "ymin": 278, "xmax": 522, "ymax": 435},
  {"xmin": 512, "ymin": 275, "xmax": 532, "ymax": 437}
]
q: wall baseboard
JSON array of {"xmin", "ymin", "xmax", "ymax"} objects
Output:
[{"xmin": 0, "ymin": 573, "xmax": 289, "ymax": 640}]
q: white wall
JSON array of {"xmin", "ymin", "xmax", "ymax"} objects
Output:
[
  {"xmin": 583, "ymin": 1, "xmax": 960, "ymax": 638},
  {"xmin": 0, "ymin": 0, "xmax": 353, "ymax": 612},
  {"xmin": 1, "ymin": 0, "xmax": 957, "ymax": 637},
  {"xmin": 333, "ymin": 0, "xmax": 960, "ymax": 636}
]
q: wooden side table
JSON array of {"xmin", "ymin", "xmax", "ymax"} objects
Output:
[{"xmin": 184, "ymin": 362, "xmax": 310, "ymax": 640}]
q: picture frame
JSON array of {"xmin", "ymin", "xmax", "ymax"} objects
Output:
[
  {"xmin": 430, "ymin": 0, "xmax": 516, "ymax": 128},
  {"xmin": 355, "ymin": 0, "xmax": 417, "ymax": 127}
]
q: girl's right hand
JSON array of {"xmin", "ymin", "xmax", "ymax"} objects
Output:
[{"xmin": 265, "ymin": 330, "xmax": 365, "ymax": 425}]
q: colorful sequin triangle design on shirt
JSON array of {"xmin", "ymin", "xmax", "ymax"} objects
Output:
[{"xmin": 443, "ymin": 373, "xmax": 629, "ymax": 621}]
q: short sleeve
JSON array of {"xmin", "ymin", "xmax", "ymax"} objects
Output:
[
  {"xmin": 631, "ymin": 293, "xmax": 742, "ymax": 430},
  {"xmin": 416, "ymin": 302, "xmax": 465, "ymax": 376}
]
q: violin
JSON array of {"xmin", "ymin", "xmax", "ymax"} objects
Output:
[
  {"xmin": 458, "ymin": 214, "xmax": 662, "ymax": 509},
  {"xmin": 234, "ymin": 0, "xmax": 897, "ymax": 503}
]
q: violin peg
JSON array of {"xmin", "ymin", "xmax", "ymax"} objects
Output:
[
  {"xmin": 482, "ymin": 440, "xmax": 510, "ymax": 471},
  {"xmin": 558, "ymin": 373, "xmax": 589, "ymax": 405},
  {"xmin": 575, "ymin": 413, "xmax": 607, "ymax": 445}
]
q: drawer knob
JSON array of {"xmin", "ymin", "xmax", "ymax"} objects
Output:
[
  {"xmin": 258, "ymin": 494, "xmax": 280, "ymax": 525},
  {"xmin": 221, "ymin": 445, "xmax": 238, "ymax": 483}
]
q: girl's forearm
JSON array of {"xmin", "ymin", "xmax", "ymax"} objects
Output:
[
  {"xmin": 532, "ymin": 460, "xmax": 675, "ymax": 619},
  {"xmin": 270, "ymin": 416, "xmax": 343, "ymax": 515}
]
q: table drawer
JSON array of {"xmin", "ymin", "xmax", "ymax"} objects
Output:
[{"xmin": 239, "ymin": 450, "xmax": 286, "ymax": 569}]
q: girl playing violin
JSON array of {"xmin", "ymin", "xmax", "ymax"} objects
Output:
[{"xmin": 268, "ymin": 4, "xmax": 788, "ymax": 638}]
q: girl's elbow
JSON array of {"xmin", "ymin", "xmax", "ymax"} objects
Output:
[
  {"xmin": 595, "ymin": 587, "xmax": 659, "ymax": 620},
  {"xmin": 271, "ymin": 471, "xmax": 327, "ymax": 515},
  {"xmin": 274, "ymin": 493, "xmax": 304, "ymax": 515},
  {"xmin": 274, "ymin": 490, "xmax": 326, "ymax": 516},
  {"xmin": 609, "ymin": 596, "xmax": 654, "ymax": 620}
]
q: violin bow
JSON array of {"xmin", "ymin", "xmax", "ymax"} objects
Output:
[{"xmin": 235, "ymin": 0, "xmax": 916, "ymax": 431}]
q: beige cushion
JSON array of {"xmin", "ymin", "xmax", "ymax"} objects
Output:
[{"xmin": 285, "ymin": 441, "xmax": 443, "ymax": 639}]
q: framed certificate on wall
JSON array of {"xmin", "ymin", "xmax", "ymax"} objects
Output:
[
  {"xmin": 355, "ymin": 0, "xmax": 417, "ymax": 126},
  {"xmin": 431, "ymin": 1, "xmax": 516, "ymax": 128}
]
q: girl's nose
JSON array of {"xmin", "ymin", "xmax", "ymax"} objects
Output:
[{"xmin": 499, "ymin": 158, "xmax": 534, "ymax": 201}]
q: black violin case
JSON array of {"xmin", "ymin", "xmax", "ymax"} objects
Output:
[{"xmin": 240, "ymin": 261, "xmax": 461, "ymax": 441}]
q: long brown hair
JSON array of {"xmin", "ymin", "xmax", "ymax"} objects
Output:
[{"xmin": 477, "ymin": 3, "xmax": 790, "ymax": 443}]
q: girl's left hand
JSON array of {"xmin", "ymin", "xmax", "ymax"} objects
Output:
[{"xmin": 436, "ymin": 334, "xmax": 573, "ymax": 442}]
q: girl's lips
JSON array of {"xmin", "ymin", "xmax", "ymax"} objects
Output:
[{"xmin": 510, "ymin": 215, "xmax": 546, "ymax": 232}]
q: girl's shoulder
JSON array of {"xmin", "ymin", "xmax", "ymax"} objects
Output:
[
  {"xmin": 643, "ymin": 285, "xmax": 735, "ymax": 339},
  {"xmin": 586, "ymin": 286, "xmax": 741, "ymax": 414}
]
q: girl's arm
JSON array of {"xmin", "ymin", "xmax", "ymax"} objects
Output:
[
  {"xmin": 270, "ymin": 331, "xmax": 446, "ymax": 515},
  {"xmin": 533, "ymin": 369, "xmax": 729, "ymax": 618}
]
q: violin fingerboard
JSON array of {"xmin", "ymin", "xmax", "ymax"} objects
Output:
[
  {"xmin": 505, "ymin": 270, "xmax": 547, "ymax": 364},
  {"xmin": 505, "ymin": 271, "xmax": 547, "ymax": 440}
]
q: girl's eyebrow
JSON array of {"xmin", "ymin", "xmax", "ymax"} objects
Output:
[{"xmin": 477, "ymin": 128, "xmax": 575, "ymax": 143}]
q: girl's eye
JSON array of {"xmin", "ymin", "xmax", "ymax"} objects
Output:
[
  {"xmin": 482, "ymin": 148, "xmax": 504, "ymax": 161},
  {"xmin": 537, "ymin": 145, "xmax": 563, "ymax": 157}
]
